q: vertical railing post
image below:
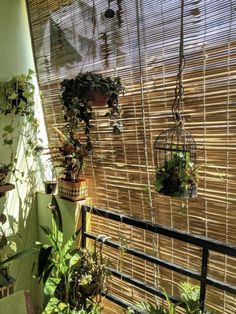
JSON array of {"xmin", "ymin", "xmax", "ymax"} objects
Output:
[
  {"xmin": 81, "ymin": 205, "xmax": 87, "ymax": 249},
  {"xmin": 200, "ymin": 247, "xmax": 209, "ymax": 311}
]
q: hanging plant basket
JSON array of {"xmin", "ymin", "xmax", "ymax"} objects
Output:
[
  {"xmin": 58, "ymin": 178, "xmax": 88, "ymax": 202},
  {"xmin": 154, "ymin": 123, "xmax": 197, "ymax": 199}
]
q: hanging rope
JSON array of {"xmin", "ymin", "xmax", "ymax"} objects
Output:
[
  {"xmin": 172, "ymin": 0, "xmax": 185, "ymax": 123},
  {"xmin": 135, "ymin": 0, "xmax": 154, "ymax": 220}
]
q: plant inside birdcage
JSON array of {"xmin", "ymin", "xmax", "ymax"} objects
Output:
[{"xmin": 155, "ymin": 150, "xmax": 198, "ymax": 198}]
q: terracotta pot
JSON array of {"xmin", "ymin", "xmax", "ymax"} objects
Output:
[
  {"xmin": 58, "ymin": 178, "xmax": 88, "ymax": 202},
  {"xmin": 88, "ymin": 91, "xmax": 108, "ymax": 106}
]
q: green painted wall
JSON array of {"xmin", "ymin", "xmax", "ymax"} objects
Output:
[
  {"xmin": 0, "ymin": 0, "xmax": 40, "ymax": 309},
  {"xmin": 0, "ymin": 0, "xmax": 34, "ymax": 80},
  {"xmin": 0, "ymin": 2, "xmax": 86, "ymax": 312}
]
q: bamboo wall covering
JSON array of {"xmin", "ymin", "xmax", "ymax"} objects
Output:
[{"xmin": 26, "ymin": 0, "xmax": 236, "ymax": 312}]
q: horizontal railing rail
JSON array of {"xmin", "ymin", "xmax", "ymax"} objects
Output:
[{"xmin": 81, "ymin": 205, "xmax": 236, "ymax": 312}]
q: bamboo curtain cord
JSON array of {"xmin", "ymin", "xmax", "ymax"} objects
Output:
[{"xmin": 26, "ymin": 0, "xmax": 236, "ymax": 312}]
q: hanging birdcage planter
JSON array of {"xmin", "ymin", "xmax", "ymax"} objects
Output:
[
  {"xmin": 154, "ymin": 0, "xmax": 198, "ymax": 199},
  {"xmin": 154, "ymin": 121, "xmax": 197, "ymax": 198}
]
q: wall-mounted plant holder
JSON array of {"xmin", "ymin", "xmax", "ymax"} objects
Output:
[{"xmin": 0, "ymin": 184, "xmax": 15, "ymax": 198}]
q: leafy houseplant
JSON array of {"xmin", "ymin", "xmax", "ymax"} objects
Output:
[
  {"xmin": 155, "ymin": 151, "xmax": 198, "ymax": 198},
  {"xmin": 46, "ymin": 128, "xmax": 90, "ymax": 201},
  {"xmin": 61, "ymin": 71, "xmax": 124, "ymax": 134},
  {"xmin": 0, "ymin": 71, "xmax": 35, "ymax": 116},
  {"xmin": 0, "ymin": 70, "xmax": 42, "ymax": 182},
  {"xmin": 35, "ymin": 195, "xmax": 110, "ymax": 313}
]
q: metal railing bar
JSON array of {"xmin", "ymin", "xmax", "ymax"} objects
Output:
[
  {"xmin": 108, "ymin": 267, "xmax": 181, "ymax": 305},
  {"xmin": 81, "ymin": 206, "xmax": 87, "ymax": 249},
  {"xmin": 102, "ymin": 292, "xmax": 145, "ymax": 314},
  {"xmin": 85, "ymin": 231, "xmax": 201, "ymax": 280},
  {"xmin": 200, "ymin": 248, "xmax": 209, "ymax": 310},
  {"xmin": 206, "ymin": 277, "xmax": 236, "ymax": 295},
  {"xmin": 82, "ymin": 206, "xmax": 236, "ymax": 257}
]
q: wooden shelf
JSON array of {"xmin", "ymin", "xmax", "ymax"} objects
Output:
[{"xmin": 0, "ymin": 184, "xmax": 15, "ymax": 197}]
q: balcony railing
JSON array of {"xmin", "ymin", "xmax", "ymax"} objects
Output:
[{"xmin": 81, "ymin": 205, "xmax": 236, "ymax": 312}]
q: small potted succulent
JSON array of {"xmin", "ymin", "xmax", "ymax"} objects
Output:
[{"xmin": 155, "ymin": 151, "xmax": 198, "ymax": 198}]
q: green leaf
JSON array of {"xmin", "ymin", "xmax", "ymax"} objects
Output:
[
  {"xmin": 44, "ymin": 277, "xmax": 60, "ymax": 304},
  {"xmin": 156, "ymin": 179, "xmax": 164, "ymax": 192},
  {"xmin": 0, "ymin": 249, "xmax": 36, "ymax": 268},
  {"xmin": 3, "ymin": 125, "xmax": 14, "ymax": 133},
  {"xmin": 37, "ymin": 246, "xmax": 53, "ymax": 281},
  {"xmin": 51, "ymin": 195, "xmax": 63, "ymax": 233},
  {"xmin": 3, "ymin": 139, "xmax": 13, "ymax": 145},
  {"xmin": 39, "ymin": 225, "xmax": 59, "ymax": 250},
  {"xmin": 62, "ymin": 228, "xmax": 81, "ymax": 257}
]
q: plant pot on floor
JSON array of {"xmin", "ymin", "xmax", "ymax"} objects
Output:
[
  {"xmin": 58, "ymin": 178, "xmax": 88, "ymax": 202},
  {"xmin": 44, "ymin": 181, "xmax": 57, "ymax": 195}
]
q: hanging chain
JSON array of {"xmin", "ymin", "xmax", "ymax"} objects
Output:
[{"xmin": 172, "ymin": 0, "xmax": 185, "ymax": 123}]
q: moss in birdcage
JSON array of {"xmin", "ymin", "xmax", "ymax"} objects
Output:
[{"xmin": 155, "ymin": 151, "xmax": 198, "ymax": 198}]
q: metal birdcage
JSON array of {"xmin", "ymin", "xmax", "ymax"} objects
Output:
[{"xmin": 154, "ymin": 0, "xmax": 197, "ymax": 199}]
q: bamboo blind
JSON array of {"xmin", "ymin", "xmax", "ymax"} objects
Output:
[{"xmin": 26, "ymin": 0, "xmax": 236, "ymax": 312}]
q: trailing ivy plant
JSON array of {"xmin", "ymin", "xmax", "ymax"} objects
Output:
[
  {"xmin": 61, "ymin": 71, "xmax": 124, "ymax": 136},
  {"xmin": 0, "ymin": 70, "xmax": 42, "ymax": 179}
]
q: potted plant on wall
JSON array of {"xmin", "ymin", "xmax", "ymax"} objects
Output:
[{"xmin": 35, "ymin": 196, "xmax": 110, "ymax": 313}]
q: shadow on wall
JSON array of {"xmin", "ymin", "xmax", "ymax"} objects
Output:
[{"xmin": 0, "ymin": 115, "xmax": 44, "ymax": 311}]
